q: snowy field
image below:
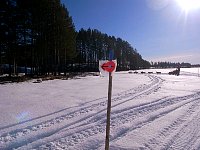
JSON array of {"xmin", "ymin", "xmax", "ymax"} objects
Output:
[{"xmin": 0, "ymin": 68, "xmax": 200, "ymax": 150}]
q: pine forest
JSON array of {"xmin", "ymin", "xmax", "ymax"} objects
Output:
[{"xmin": 0, "ymin": 0, "xmax": 150, "ymax": 77}]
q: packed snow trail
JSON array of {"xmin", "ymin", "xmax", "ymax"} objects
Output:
[
  {"xmin": 0, "ymin": 72, "xmax": 200, "ymax": 150},
  {"xmin": 0, "ymin": 75, "xmax": 162, "ymax": 149},
  {"xmin": 33, "ymin": 91, "xmax": 200, "ymax": 150}
]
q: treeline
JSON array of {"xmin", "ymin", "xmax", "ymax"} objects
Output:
[
  {"xmin": 0, "ymin": 0, "xmax": 150, "ymax": 76},
  {"xmin": 0, "ymin": 0, "xmax": 76, "ymax": 76},
  {"xmin": 76, "ymin": 29, "xmax": 150, "ymax": 72},
  {"xmin": 151, "ymin": 62, "xmax": 192, "ymax": 68}
]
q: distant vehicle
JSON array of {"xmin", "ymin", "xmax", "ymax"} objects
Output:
[
  {"xmin": 156, "ymin": 72, "xmax": 161, "ymax": 74},
  {"xmin": 128, "ymin": 70, "xmax": 133, "ymax": 74},
  {"xmin": 168, "ymin": 69, "xmax": 179, "ymax": 76},
  {"xmin": 169, "ymin": 66, "xmax": 180, "ymax": 76}
]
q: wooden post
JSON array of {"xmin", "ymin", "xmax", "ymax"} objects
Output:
[{"xmin": 105, "ymin": 72, "xmax": 112, "ymax": 150}]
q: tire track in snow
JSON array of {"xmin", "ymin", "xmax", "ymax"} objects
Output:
[
  {"xmin": 141, "ymin": 96, "xmax": 200, "ymax": 150},
  {"xmin": 28, "ymin": 92, "xmax": 200, "ymax": 150},
  {"xmin": 107, "ymin": 92, "xmax": 200, "ymax": 148},
  {"xmin": 0, "ymin": 75, "xmax": 162, "ymax": 149},
  {"xmin": 164, "ymin": 106, "xmax": 200, "ymax": 150},
  {"xmin": 69, "ymin": 95, "xmax": 200, "ymax": 150}
]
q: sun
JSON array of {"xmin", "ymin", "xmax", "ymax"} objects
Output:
[{"xmin": 176, "ymin": 0, "xmax": 200, "ymax": 11}]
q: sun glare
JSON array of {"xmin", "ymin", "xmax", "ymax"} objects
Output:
[{"xmin": 176, "ymin": 0, "xmax": 200, "ymax": 11}]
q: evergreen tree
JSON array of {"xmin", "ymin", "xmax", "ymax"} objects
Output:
[
  {"xmin": 1, "ymin": 0, "xmax": 149, "ymax": 76},
  {"xmin": 76, "ymin": 28, "xmax": 150, "ymax": 71},
  {"xmin": 4, "ymin": 0, "xmax": 77, "ymax": 75}
]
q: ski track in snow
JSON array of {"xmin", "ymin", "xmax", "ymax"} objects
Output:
[
  {"xmin": 165, "ymin": 107, "xmax": 200, "ymax": 150},
  {"xmin": 0, "ymin": 75, "xmax": 162, "ymax": 149},
  {"xmin": 0, "ymin": 74, "xmax": 200, "ymax": 150},
  {"xmin": 142, "ymin": 96, "xmax": 200, "ymax": 150}
]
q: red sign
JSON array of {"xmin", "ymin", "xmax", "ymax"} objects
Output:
[{"xmin": 101, "ymin": 61, "xmax": 116, "ymax": 73}]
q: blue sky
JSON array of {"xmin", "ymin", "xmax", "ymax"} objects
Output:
[{"xmin": 61, "ymin": 0, "xmax": 200, "ymax": 64}]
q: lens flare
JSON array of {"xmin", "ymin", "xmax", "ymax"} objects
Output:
[{"xmin": 176, "ymin": 0, "xmax": 200, "ymax": 11}]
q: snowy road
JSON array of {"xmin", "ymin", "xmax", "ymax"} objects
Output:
[{"xmin": 0, "ymin": 69, "xmax": 200, "ymax": 150}]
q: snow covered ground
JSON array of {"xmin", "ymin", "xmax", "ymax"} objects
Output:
[{"xmin": 0, "ymin": 68, "xmax": 200, "ymax": 150}]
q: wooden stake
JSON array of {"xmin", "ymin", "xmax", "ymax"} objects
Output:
[{"xmin": 105, "ymin": 72, "xmax": 112, "ymax": 150}]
